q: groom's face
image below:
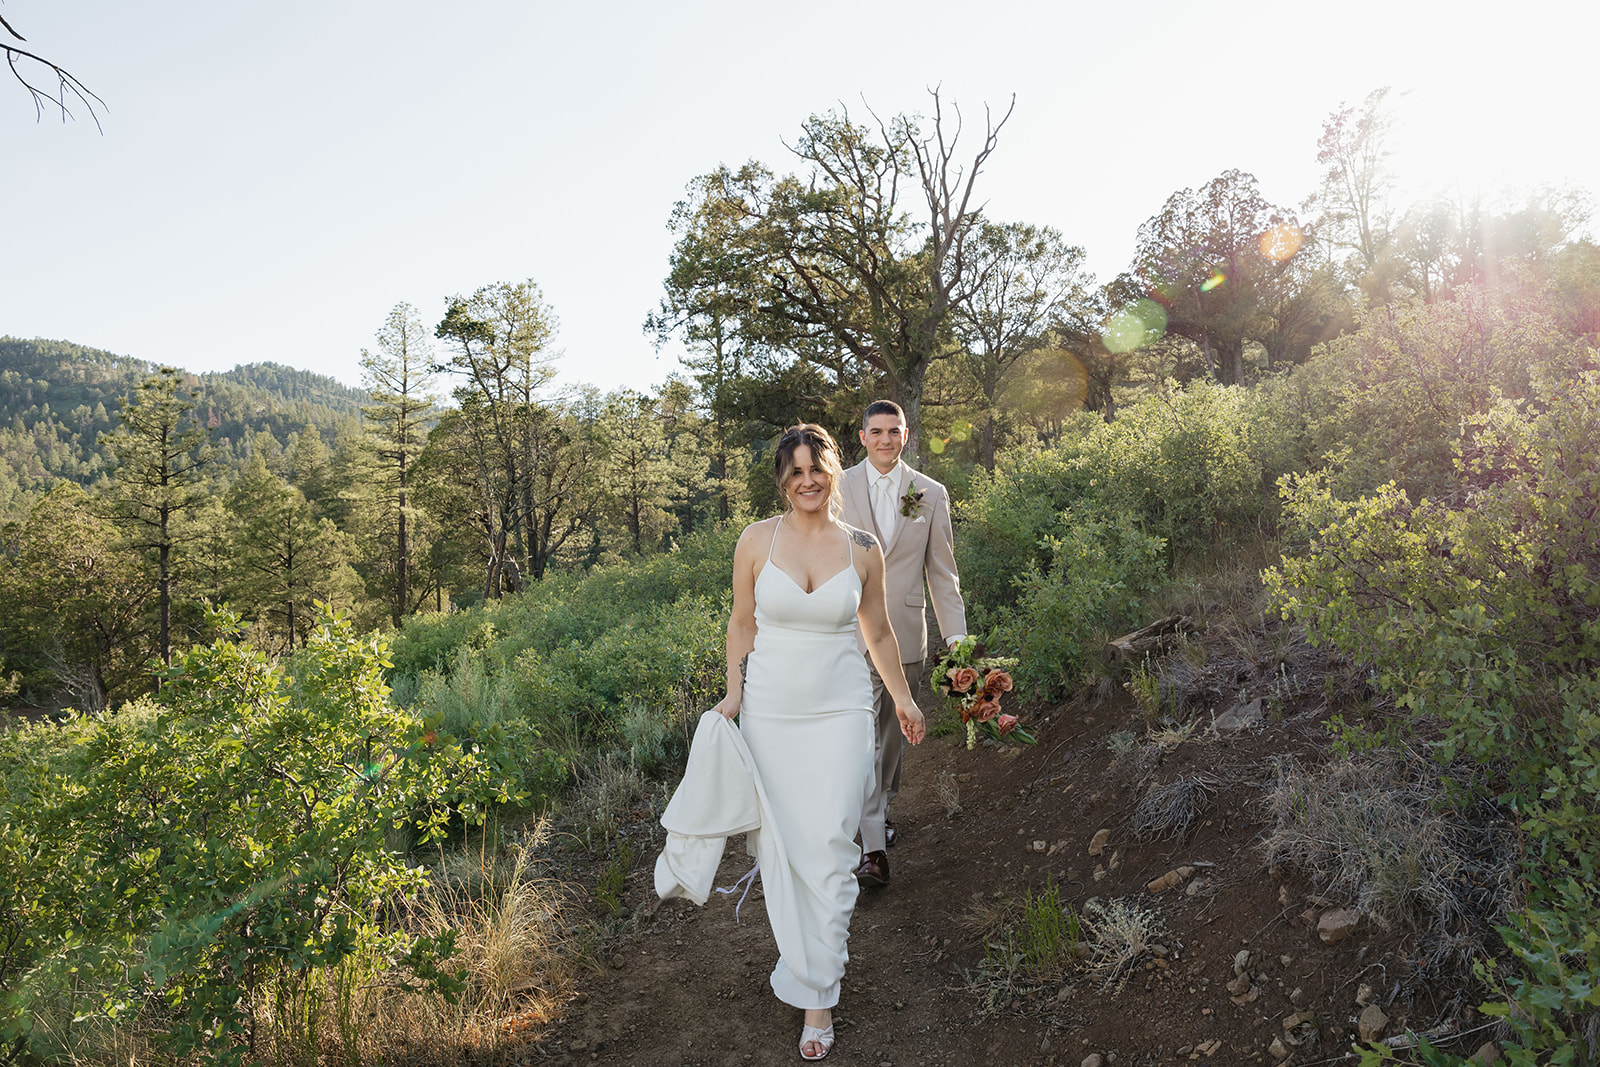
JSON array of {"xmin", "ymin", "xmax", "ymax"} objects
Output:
[{"xmin": 859, "ymin": 413, "xmax": 907, "ymax": 473}]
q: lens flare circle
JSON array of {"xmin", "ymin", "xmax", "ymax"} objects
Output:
[
  {"xmin": 1200, "ymin": 272, "xmax": 1226, "ymax": 292},
  {"xmin": 1101, "ymin": 299, "xmax": 1168, "ymax": 354},
  {"xmin": 1259, "ymin": 223, "xmax": 1303, "ymax": 262}
]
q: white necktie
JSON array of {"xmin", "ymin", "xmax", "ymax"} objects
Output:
[{"xmin": 874, "ymin": 472, "xmax": 897, "ymax": 537}]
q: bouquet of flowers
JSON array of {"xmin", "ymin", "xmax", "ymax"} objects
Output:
[{"xmin": 932, "ymin": 635, "xmax": 1035, "ymax": 749}]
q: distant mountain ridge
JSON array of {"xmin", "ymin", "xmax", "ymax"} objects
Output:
[{"xmin": 0, "ymin": 336, "xmax": 367, "ymax": 520}]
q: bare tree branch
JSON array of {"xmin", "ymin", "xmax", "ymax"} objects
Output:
[{"xmin": 3, "ymin": 12, "xmax": 105, "ymax": 129}]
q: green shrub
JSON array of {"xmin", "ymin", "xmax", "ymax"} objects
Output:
[
  {"xmin": 1263, "ymin": 288, "xmax": 1579, "ymax": 502},
  {"xmin": 511, "ymin": 593, "xmax": 726, "ymax": 742},
  {"xmin": 1080, "ymin": 380, "xmax": 1268, "ymax": 558},
  {"xmin": 986, "ymin": 508, "xmax": 1166, "ymax": 699},
  {"xmin": 1266, "ymin": 370, "xmax": 1600, "ymax": 1059},
  {"xmin": 408, "ymin": 646, "xmax": 567, "ymax": 810},
  {"xmin": 955, "ymin": 427, "xmax": 1099, "ymax": 611},
  {"xmin": 0, "ymin": 606, "xmax": 518, "ymax": 1065},
  {"xmin": 389, "ymin": 523, "xmax": 736, "ymax": 778},
  {"xmin": 957, "ymin": 382, "xmax": 1268, "ymax": 692}
]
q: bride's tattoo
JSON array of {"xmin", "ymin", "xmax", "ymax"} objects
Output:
[
  {"xmin": 850, "ymin": 529, "xmax": 877, "ymax": 548},
  {"xmin": 739, "ymin": 653, "xmax": 750, "ymax": 683}
]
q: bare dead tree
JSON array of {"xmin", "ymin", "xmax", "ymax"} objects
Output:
[{"xmin": 2, "ymin": 10, "xmax": 104, "ymax": 128}]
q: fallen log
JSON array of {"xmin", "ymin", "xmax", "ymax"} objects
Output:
[{"xmin": 1104, "ymin": 615, "xmax": 1196, "ymax": 664}]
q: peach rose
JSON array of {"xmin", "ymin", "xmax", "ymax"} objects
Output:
[
  {"xmin": 947, "ymin": 666, "xmax": 980, "ymax": 693},
  {"xmin": 996, "ymin": 714, "xmax": 1019, "ymax": 736},
  {"xmin": 970, "ymin": 697, "xmax": 1002, "ymax": 723},
  {"xmin": 982, "ymin": 670, "xmax": 1014, "ymax": 696}
]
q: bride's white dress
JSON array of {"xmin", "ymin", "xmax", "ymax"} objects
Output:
[{"xmin": 740, "ymin": 518, "xmax": 875, "ymax": 1009}]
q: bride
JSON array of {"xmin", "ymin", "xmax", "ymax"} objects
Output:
[{"xmin": 711, "ymin": 423, "xmax": 924, "ymax": 1061}]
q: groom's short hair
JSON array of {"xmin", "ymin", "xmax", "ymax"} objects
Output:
[{"xmin": 862, "ymin": 400, "xmax": 905, "ymax": 427}]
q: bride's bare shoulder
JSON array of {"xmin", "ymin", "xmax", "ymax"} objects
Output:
[{"xmin": 736, "ymin": 515, "xmax": 781, "ymax": 548}]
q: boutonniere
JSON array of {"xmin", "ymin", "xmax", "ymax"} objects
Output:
[{"xmin": 899, "ymin": 477, "xmax": 926, "ymax": 517}]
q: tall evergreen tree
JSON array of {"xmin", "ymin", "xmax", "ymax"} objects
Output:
[
  {"xmin": 223, "ymin": 458, "xmax": 359, "ymax": 649},
  {"xmin": 602, "ymin": 389, "xmax": 676, "ymax": 555},
  {"xmin": 360, "ymin": 303, "xmax": 438, "ymax": 625},
  {"xmin": 434, "ymin": 280, "xmax": 559, "ymax": 596},
  {"xmin": 101, "ymin": 367, "xmax": 214, "ymax": 666}
]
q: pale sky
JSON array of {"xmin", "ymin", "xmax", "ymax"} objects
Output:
[{"xmin": 4, "ymin": 0, "xmax": 1595, "ymax": 396}]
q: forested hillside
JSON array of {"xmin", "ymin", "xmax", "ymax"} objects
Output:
[{"xmin": 0, "ymin": 337, "xmax": 365, "ymax": 522}]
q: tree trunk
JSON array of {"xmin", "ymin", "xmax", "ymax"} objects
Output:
[
  {"xmin": 1220, "ymin": 341, "xmax": 1245, "ymax": 386},
  {"xmin": 889, "ymin": 361, "xmax": 928, "ymax": 467},
  {"xmin": 396, "ymin": 483, "xmax": 409, "ymax": 629}
]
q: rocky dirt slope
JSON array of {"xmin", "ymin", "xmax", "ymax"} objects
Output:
[{"xmin": 518, "ymin": 626, "xmax": 1504, "ymax": 1067}]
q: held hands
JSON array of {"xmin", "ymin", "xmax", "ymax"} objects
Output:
[{"xmin": 896, "ymin": 700, "xmax": 926, "ymax": 745}]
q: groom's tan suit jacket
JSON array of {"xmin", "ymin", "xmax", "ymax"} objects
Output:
[{"xmin": 839, "ymin": 459, "xmax": 967, "ymax": 663}]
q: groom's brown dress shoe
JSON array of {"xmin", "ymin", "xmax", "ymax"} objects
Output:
[
  {"xmin": 855, "ymin": 850, "xmax": 890, "ymax": 886},
  {"xmin": 885, "ymin": 821, "xmax": 898, "ymax": 847}
]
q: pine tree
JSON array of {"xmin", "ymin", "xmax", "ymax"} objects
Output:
[
  {"xmin": 101, "ymin": 368, "xmax": 214, "ymax": 666},
  {"xmin": 360, "ymin": 303, "xmax": 438, "ymax": 626}
]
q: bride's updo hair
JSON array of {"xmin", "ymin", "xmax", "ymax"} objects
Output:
[{"xmin": 773, "ymin": 423, "xmax": 844, "ymax": 516}]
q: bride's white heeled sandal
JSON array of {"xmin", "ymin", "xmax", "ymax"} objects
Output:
[{"xmin": 799, "ymin": 1023, "xmax": 834, "ymax": 1061}]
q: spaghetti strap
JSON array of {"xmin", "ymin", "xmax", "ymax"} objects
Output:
[{"xmin": 767, "ymin": 515, "xmax": 783, "ymax": 563}]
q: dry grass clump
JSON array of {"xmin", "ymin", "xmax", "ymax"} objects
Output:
[
  {"xmin": 1132, "ymin": 772, "xmax": 1222, "ymax": 841},
  {"xmin": 958, "ymin": 891, "xmax": 1012, "ymax": 938},
  {"xmin": 566, "ymin": 749, "xmax": 667, "ymax": 850},
  {"xmin": 1261, "ymin": 753, "xmax": 1515, "ymax": 944},
  {"xmin": 1082, "ymin": 897, "xmax": 1166, "ymax": 994},
  {"xmin": 359, "ymin": 825, "xmax": 581, "ymax": 1063}
]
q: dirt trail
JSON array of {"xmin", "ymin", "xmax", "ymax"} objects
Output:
[{"xmin": 523, "ymin": 672, "xmax": 1479, "ymax": 1067}]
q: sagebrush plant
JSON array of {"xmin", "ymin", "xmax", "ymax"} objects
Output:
[
  {"xmin": 1105, "ymin": 729, "xmax": 1138, "ymax": 758},
  {"xmin": 1082, "ymin": 897, "xmax": 1166, "ymax": 994},
  {"xmin": 1133, "ymin": 772, "xmax": 1221, "ymax": 841},
  {"xmin": 1266, "ymin": 370, "xmax": 1600, "ymax": 1060}
]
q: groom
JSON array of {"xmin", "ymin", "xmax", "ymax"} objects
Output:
[{"xmin": 840, "ymin": 400, "xmax": 967, "ymax": 887}]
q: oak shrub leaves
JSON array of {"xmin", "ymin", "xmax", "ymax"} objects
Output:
[
  {"xmin": 1266, "ymin": 371, "xmax": 1600, "ymax": 1059},
  {"xmin": 1, "ymin": 605, "xmax": 518, "ymax": 1064}
]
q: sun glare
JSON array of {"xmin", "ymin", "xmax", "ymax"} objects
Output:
[
  {"xmin": 1260, "ymin": 224, "xmax": 1303, "ymax": 262},
  {"xmin": 1386, "ymin": 87, "xmax": 1593, "ymax": 210}
]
